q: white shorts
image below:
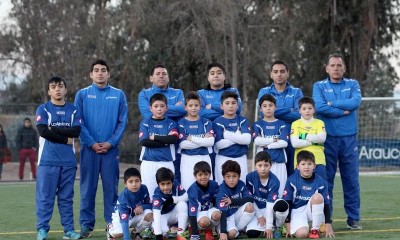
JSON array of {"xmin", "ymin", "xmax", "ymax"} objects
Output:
[
  {"xmin": 290, "ymin": 201, "xmax": 312, "ymax": 234},
  {"xmin": 109, "ymin": 209, "xmax": 152, "ymax": 236},
  {"xmin": 217, "ymin": 204, "xmax": 248, "ymax": 235},
  {"xmin": 215, "ymin": 154, "xmax": 247, "ymax": 184},
  {"xmin": 270, "ymin": 162, "xmax": 287, "ymax": 198},
  {"xmin": 180, "ymin": 154, "xmax": 212, "ymax": 190},
  {"xmin": 153, "ymin": 202, "xmax": 187, "ymax": 235},
  {"xmin": 246, "ymin": 207, "xmax": 266, "ymax": 231},
  {"xmin": 196, "ymin": 208, "xmax": 220, "ymax": 227},
  {"xmin": 141, "ymin": 160, "xmax": 174, "ymax": 198}
]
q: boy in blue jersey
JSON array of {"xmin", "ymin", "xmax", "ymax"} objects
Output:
[
  {"xmin": 283, "ymin": 150, "xmax": 334, "ymax": 239},
  {"xmin": 152, "ymin": 168, "xmax": 189, "ymax": 240},
  {"xmin": 216, "ymin": 160, "xmax": 255, "ymax": 240},
  {"xmin": 75, "ymin": 59, "xmax": 128, "ymax": 237},
  {"xmin": 213, "ymin": 92, "xmax": 251, "ymax": 184},
  {"xmin": 253, "ymin": 94, "xmax": 289, "ymax": 197},
  {"xmin": 245, "ymin": 152, "xmax": 289, "ymax": 239},
  {"xmin": 197, "ymin": 63, "xmax": 243, "ymax": 121},
  {"xmin": 178, "ymin": 92, "xmax": 215, "ymax": 190},
  {"xmin": 35, "ymin": 77, "xmax": 82, "ymax": 240},
  {"xmin": 258, "ymin": 61, "xmax": 303, "ymax": 177},
  {"xmin": 107, "ymin": 168, "xmax": 153, "ymax": 240},
  {"xmin": 139, "ymin": 93, "xmax": 179, "ymax": 198},
  {"xmin": 187, "ymin": 161, "xmax": 221, "ymax": 240}
]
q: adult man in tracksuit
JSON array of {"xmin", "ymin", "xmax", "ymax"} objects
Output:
[
  {"xmin": 197, "ymin": 62, "xmax": 243, "ymax": 121},
  {"xmin": 312, "ymin": 53, "xmax": 362, "ymax": 230},
  {"xmin": 257, "ymin": 61, "xmax": 303, "ymax": 176},
  {"xmin": 138, "ymin": 64, "xmax": 186, "ymax": 182},
  {"xmin": 197, "ymin": 62, "xmax": 243, "ymax": 178},
  {"xmin": 74, "ymin": 59, "xmax": 128, "ymax": 237}
]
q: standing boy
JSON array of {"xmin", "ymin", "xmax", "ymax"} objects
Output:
[
  {"xmin": 213, "ymin": 92, "xmax": 251, "ymax": 184},
  {"xmin": 152, "ymin": 167, "xmax": 189, "ymax": 240},
  {"xmin": 74, "ymin": 59, "xmax": 128, "ymax": 236},
  {"xmin": 253, "ymin": 94, "xmax": 289, "ymax": 196},
  {"xmin": 283, "ymin": 150, "xmax": 334, "ymax": 239},
  {"xmin": 187, "ymin": 161, "xmax": 221, "ymax": 240},
  {"xmin": 36, "ymin": 77, "xmax": 82, "ymax": 240},
  {"xmin": 290, "ymin": 97, "xmax": 327, "ymax": 179},
  {"xmin": 216, "ymin": 160, "xmax": 255, "ymax": 240},
  {"xmin": 245, "ymin": 152, "xmax": 289, "ymax": 239},
  {"xmin": 178, "ymin": 92, "xmax": 215, "ymax": 190},
  {"xmin": 107, "ymin": 168, "xmax": 153, "ymax": 240},
  {"xmin": 16, "ymin": 117, "xmax": 39, "ymax": 180},
  {"xmin": 139, "ymin": 93, "xmax": 179, "ymax": 197}
]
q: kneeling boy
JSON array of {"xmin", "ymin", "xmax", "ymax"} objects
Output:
[
  {"xmin": 187, "ymin": 161, "xmax": 221, "ymax": 240},
  {"xmin": 246, "ymin": 151, "xmax": 289, "ymax": 239},
  {"xmin": 107, "ymin": 168, "xmax": 153, "ymax": 240},
  {"xmin": 153, "ymin": 167, "xmax": 189, "ymax": 240},
  {"xmin": 283, "ymin": 150, "xmax": 335, "ymax": 238},
  {"xmin": 216, "ymin": 160, "xmax": 255, "ymax": 240}
]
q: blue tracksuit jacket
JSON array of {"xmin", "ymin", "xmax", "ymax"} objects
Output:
[
  {"xmin": 312, "ymin": 77, "xmax": 361, "ymax": 136},
  {"xmin": 257, "ymin": 83, "xmax": 303, "ymax": 123},
  {"xmin": 138, "ymin": 85, "xmax": 186, "ymax": 121}
]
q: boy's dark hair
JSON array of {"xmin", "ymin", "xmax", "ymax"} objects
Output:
[
  {"xmin": 222, "ymin": 160, "xmax": 241, "ymax": 177},
  {"xmin": 296, "ymin": 150, "xmax": 315, "ymax": 164},
  {"xmin": 326, "ymin": 52, "xmax": 345, "ymax": 65},
  {"xmin": 124, "ymin": 167, "xmax": 141, "ymax": 182},
  {"xmin": 150, "ymin": 64, "xmax": 167, "ymax": 76},
  {"xmin": 221, "ymin": 91, "xmax": 238, "ymax": 103},
  {"xmin": 207, "ymin": 62, "xmax": 226, "ymax": 75},
  {"xmin": 185, "ymin": 91, "xmax": 200, "ymax": 105},
  {"xmin": 156, "ymin": 167, "xmax": 175, "ymax": 184},
  {"xmin": 259, "ymin": 94, "xmax": 276, "ymax": 107},
  {"xmin": 298, "ymin": 96, "xmax": 315, "ymax": 108},
  {"xmin": 270, "ymin": 60, "xmax": 288, "ymax": 72},
  {"xmin": 90, "ymin": 59, "xmax": 109, "ymax": 72},
  {"xmin": 255, "ymin": 151, "xmax": 272, "ymax": 165},
  {"xmin": 150, "ymin": 93, "xmax": 167, "ymax": 106},
  {"xmin": 24, "ymin": 117, "xmax": 31, "ymax": 122},
  {"xmin": 48, "ymin": 76, "xmax": 67, "ymax": 89},
  {"xmin": 193, "ymin": 161, "xmax": 212, "ymax": 176}
]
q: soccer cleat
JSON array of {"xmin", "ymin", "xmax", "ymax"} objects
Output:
[
  {"xmin": 141, "ymin": 227, "xmax": 153, "ymax": 239},
  {"xmin": 308, "ymin": 229, "xmax": 320, "ymax": 239},
  {"xmin": 319, "ymin": 224, "xmax": 325, "ymax": 234},
  {"xmin": 205, "ymin": 229, "xmax": 214, "ymax": 240},
  {"xmin": 176, "ymin": 230, "xmax": 190, "ymax": 240},
  {"xmin": 189, "ymin": 234, "xmax": 200, "ymax": 240},
  {"xmin": 273, "ymin": 226, "xmax": 283, "ymax": 239},
  {"xmin": 63, "ymin": 230, "xmax": 82, "ymax": 240},
  {"xmin": 347, "ymin": 220, "xmax": 362, "ymax": 230},
  {"xmin": 37, "ymin": 228, "xmax": 48, "ymax": 240},
  {"xmin": 80, "ymin": 225, "xmax": 92, "ymax": 238},
  {"xmin": 165, "ymin": 230, "xmax": 177, "ymax": 239}
]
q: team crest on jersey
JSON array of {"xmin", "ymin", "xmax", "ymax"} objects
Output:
[
  {"xmin": 121, "ymin": 213, "xmax": 128, "ymax": 220},
  {"xmin": 272, "ymin": 193, "xmax": 278, "ymax": 201},
  {"xmin": 153, "ymin": 200, "xmax": 160, "ymax": 207},
  {"xmin": 139, "ymin": 132, "xmax": 144, "ymax": 138},
  {"xmin": 36, "ymin": 115, "xmax": 42, "ymax": 122},
  {"xmin": 190, "ymin": 207, "xmax": 196, "ymax": 213}
]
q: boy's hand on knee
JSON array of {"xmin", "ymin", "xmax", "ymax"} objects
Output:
[{"xmin": 219, "ymin": 233, "xmax": 228, "ymax": 240}]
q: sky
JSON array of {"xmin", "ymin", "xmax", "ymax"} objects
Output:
[{"xmin": 0, "ymin": 0, "xmax": 399, "ymax": 93}]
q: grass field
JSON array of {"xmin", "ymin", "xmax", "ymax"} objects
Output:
[{"xmin": 0, "ymin": 174, "xmax": 399, "ymax": 240}]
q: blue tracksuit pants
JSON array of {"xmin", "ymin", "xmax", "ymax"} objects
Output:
[
  {"xmin": 324, "ymin": 134, "xmax": 360, "ymax": 221},
  {"xmin": 36, "ymin": 165, "xmax": 77, "ymax": 232},
  {"xmin": 79, "ymin": 146, "xmax": 119, "ymax": 229}
]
